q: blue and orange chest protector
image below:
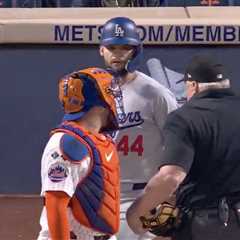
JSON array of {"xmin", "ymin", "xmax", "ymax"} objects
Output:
[{"xmin": 53, "ymin": 121, "xmax": 120, "ymax": 235}]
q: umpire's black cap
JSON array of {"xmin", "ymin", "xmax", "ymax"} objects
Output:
[{"xmin": 181, "ymin": 55, "xmax": 227, "ymax": 83}]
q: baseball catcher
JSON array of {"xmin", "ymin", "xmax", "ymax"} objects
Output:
[{"xmin": 37, "ymin": 67, "xmax": 124, "ymax": 240}]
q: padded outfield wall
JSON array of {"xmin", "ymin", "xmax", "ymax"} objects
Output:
[{"xmin": 0, "ymin": 7, "xmax": 240, "ymax": 194}]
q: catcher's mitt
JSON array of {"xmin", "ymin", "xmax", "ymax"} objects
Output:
[{"xmin": 139, "ymin": 202, "xmax": 183, "ymax": 237}]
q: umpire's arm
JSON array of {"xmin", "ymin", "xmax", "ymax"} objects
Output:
[
  {"xmin": 126, "ymin": 165, "xmax": 186, "ymax": 234},
  {"xmin": 126, "ymin": 110, "xmax": 194, "ymax": 234}
]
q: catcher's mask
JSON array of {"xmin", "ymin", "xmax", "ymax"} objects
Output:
[
  {"xmin": 100, "ymin": 17, "xmax": 142, "ymax": 75},
  {"xmin": 59, "ymin": 67, "xmax": 125, "ymax": 132}
]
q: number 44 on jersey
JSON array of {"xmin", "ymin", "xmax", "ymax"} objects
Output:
[{"xmin": 117, "ymin": 135, "xmax": 143, "ymax": 156}]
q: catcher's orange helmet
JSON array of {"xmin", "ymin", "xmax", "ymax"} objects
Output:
[{"xmin": 59, "ymin": 67, "xmax": 124, "ymax": 131}]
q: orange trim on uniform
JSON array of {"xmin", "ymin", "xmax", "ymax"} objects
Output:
[
  {"xmin": 69, "ymin": 195, "xmax": 92, "ymax": 227},
  {"xmin": 45, "ymin": 191, "xmax": 71, "ymax": 240}
]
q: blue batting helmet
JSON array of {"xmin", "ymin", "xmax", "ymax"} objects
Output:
[{"xmin": 100, "ymin": 17, "xmax": 142, "ymax": 73}]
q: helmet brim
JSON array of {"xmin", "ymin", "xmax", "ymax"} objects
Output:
[{"xmin": 101, "ymin": 37, "xmax": 139, "ymax": 46}]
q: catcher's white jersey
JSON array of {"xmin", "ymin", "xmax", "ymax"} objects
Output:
[
  {"xmin": 116, "ymin": 71, "xmax": 178, "ymax": 240},
  {"xmin": 37, "ymin": 132, "xmax": 117, "ymax": 240}
]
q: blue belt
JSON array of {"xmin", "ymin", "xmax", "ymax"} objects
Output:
[{"xmin": 132, "ymin": 182, "xmax": 147, "ymax": 190}]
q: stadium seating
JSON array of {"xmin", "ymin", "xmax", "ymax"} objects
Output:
[
  {"xmin": 0, "ymin": 0, "xmax": 74, "ymax": 7},
  {"xmin": 163, "ymin": 0, "xmax": 239, "ymax": 6},
  {"xmin": 184, "ymin": 0, "xmax": 233, "ymax": 6},
  {"xmin": 0, "ymin": 0, "xmax": 240, "ymax": 7}
]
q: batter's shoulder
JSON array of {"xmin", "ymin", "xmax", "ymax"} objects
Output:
[{"xmin": 136, "ymin": 71, "xmax": 176, "ymax": 99}]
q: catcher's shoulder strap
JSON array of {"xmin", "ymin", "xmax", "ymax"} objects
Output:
[{"xmin": 52, "ymin": 122, "xmax": 120, "ymax": 235}]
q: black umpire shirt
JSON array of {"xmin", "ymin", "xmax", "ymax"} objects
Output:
[{"xmin": 159, "ymin": 88, "xmax": 240, "ymax": 206}]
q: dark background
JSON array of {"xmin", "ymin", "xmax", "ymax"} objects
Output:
[{"xmin": 1, "ymin": 44, "xmax": 239, "ymax": 194}]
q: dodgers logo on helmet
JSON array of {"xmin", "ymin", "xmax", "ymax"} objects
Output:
[{"xmin": 115, "ymin": 24, "xmax": 124, "ymax": 37}]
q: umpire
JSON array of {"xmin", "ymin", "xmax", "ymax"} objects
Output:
[{"xmin": 126, "ymin": 54, "xmax": 240, "ymax": 240}]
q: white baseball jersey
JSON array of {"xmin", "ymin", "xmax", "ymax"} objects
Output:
[
  {"xmin": 116, "ymin": 71, "xmax": 178, "ymax": 240},
  {"xmin": 37, "ymin": 132, "xmax": 117, "ymax": 240}
]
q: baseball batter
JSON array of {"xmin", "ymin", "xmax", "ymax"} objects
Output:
[
  {"xmin": 37, "ymin": 68, "xmax": 124, "ymax": 240},
  {"xmin": 99, "ymin": 17, "xmax": 178, "ymax": 240}
]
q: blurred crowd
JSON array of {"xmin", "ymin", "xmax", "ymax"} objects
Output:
[{"xmin": 0, "ymin": 0, "xmax": 240, "ymax": 7}]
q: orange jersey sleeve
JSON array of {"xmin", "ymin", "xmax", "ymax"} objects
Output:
[{"xmin": 45, "ymin": 191, "xmax": 71, "ymax": 240}]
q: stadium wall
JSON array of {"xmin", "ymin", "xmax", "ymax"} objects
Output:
[{"xmin": 0, "ymin": 7, "xmax": 240, "ymax": 194}]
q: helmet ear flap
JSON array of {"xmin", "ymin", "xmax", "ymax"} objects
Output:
[{"xmin": 125, "ymin": 44, "xmax": 142, "ymax": 73}]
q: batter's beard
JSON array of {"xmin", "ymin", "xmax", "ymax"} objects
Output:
[{"xmin": 105, "ymin": 63, "xmax": 128, "ymax": 78}]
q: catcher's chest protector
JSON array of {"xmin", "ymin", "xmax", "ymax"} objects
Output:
[{"xmin": 53, "ymin": 122, "xmax": 120, "ymax": 234}]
